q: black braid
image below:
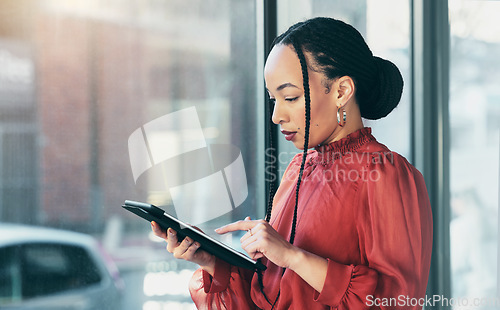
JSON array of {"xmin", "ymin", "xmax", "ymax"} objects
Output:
[
  {"xmin": 289, "ymin": 38, "xmax": 310, "ymax": 246},
  {"xmin": 265, "ymin": 182, "xmax": 276, "ymax": 222},
  {"xmin": 256, "ymin": 88, "xmax": 277, "ymax": 307},
  {"xmin": 265, "ymin": 96, "xmax": 277, "ymax": 222},
  {"xmin": 261, "ymin": 36, "xmax": 312, "ymax": 310}
]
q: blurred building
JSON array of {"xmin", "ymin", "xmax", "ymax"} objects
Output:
[
  {"xmin": 0, "ymin": 0, "xmax": 259, "ymax": 232},
  {"xmin": 0, "ymin": 1, "xmax": 147, "ymax": 230}
]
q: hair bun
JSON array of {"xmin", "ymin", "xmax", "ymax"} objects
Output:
[{"xmin": 361, "ymin": 56, "xmax": 404, "ymax": 120}]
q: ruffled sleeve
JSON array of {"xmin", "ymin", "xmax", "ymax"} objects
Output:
[
  {"xmin": 313, "ymin": 152, "xmax": 433, "ymax": 309},
  {"xmin": 189, "ymin": 257, "xmax": 255, "ymax": 310},
  {"xmin": 313, "ymin": 260, "xmax": 378, "ymax": 306}
]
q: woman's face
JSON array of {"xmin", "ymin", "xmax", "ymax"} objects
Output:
[{"xmin": 264, "ymin": 44, "xmax": 340, "ymax": 150}]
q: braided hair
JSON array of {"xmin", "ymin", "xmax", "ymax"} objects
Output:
[{"xmin": 260, "ymin": 17, "xmax": 404, "ymax": 308}]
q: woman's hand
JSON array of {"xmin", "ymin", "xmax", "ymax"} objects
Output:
[
  {"xmin": 217, "ymin": 217, "xmax": 328, "ymax": 292},
  {"xmin": 151, "ymin": 221, "xmax": 216, "ymax": 276},
  {"xmin": 215, "ymin": 217, "xmax": 300, "ymax": 269}
]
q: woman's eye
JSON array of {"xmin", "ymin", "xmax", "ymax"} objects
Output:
[{"xmin": 285, "ymin": 97, "xmax": 299, "ymax": 102}]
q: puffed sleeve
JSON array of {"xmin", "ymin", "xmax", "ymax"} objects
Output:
[
  {"xmin": 314, "ymin": 152, "xmax": 433, "ymax": 309},
  {"xmin": 189, "ymin": 257, "xmax": 256, "ymax": 310}
]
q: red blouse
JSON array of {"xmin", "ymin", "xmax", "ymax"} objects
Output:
[{"xmin": 189, "ymin": 127, "xmax": 433, "ymax": 309}]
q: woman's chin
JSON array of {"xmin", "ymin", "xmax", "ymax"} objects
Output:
[
  {"xmin": 291, "ymin": 140, "xmax": 315, "ymax": 150},
  {"xmin": 291, "ymin": 140, "xmax": 303, "ymax": 150}
]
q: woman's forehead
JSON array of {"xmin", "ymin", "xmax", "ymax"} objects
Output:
[{"xmin": 264, "ymin": 44, "xmax": 303, "ymax": 89}]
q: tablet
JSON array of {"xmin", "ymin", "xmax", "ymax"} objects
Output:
[{"xmin": 122, "ymin": 200, "xmax": 266, "ymax": 271}]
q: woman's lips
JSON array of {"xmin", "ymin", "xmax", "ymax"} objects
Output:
[{"xmin": 281, "ymin": 130, "xmax": 297, "ymax": 141}]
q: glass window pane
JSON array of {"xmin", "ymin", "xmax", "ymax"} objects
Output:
[
  {"xmin": 0, "ymin": 1, "xmax": 261, "ymax": 309},
  {"xmin": 449, "ymin": 0, "xmax": 500, "ymax": 303},
  {"xmin": 276, "ymin": 0, "xmax": 411, "ymax": 171}
]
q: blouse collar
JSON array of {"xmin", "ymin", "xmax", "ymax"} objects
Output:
[{"xmin": 313, "ymin": 127, "xmax": 375, "ymax": 164}]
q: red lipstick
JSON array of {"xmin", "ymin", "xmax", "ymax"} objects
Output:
[{"xmin": 281, "ymin": 129, "xmax": 297, "ymax": 141}]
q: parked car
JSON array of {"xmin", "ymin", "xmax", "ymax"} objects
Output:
[{"xmin": 0, "ymin": 224, "xmax": 123, "ymax": 310}]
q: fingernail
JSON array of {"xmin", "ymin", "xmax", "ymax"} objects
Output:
[
  {"xmin": 214, "ymin": 228, "xmax": 221, "ymax": 233},
  {"xmin": 168, "ymin": 228, "xmax": 174, "ymax": 235},
  {"xmin": 194, "ymin": 242, "xmax": 200, "ymax": 248}
]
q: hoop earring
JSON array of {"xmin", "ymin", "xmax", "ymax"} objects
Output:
[{"xmin": 337, "ymin": 107, "xmax": 347, "ymax": 127}]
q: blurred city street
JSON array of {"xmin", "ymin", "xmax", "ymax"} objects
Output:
[
  {"xmin": 110, "ymin": 233, "xmax": 197, "ymax": 310},
  {"xmin": 120, "ymin": 266, "xmax": 196, "ymax": 310}
]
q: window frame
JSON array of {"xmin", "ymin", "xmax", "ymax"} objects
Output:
[{"xmin": 411, "ymin": 0, "xmax": 451, "ymax": 302}]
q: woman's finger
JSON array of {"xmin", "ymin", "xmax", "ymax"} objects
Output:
[
  {"xmin": 240, "ymin": 225, "xmax": 268, "ymax": 250},
  {"xmin": 166, "ymin": 228, "xmax": 180, "ymax": 253},
  {"xmin": 241, "ymin": 238, "xmax": 264, "ymax": 259},
  {"xmin": 241, "ymin": 231, "xmax": 259, "ymax": 249},
  {"xmin": 252, "ymin": 252, "xmax": 264, "ymax": 260},
  {"xmin": 238, "ymin": 217, "xmax": 254, "ymax": 242},
  {"xmin": 215, "ymin": 220, "xmax": 252, "ymax": 234},
  {"xmin": 173, "ymin": 236, "xmax": 194, "ymax": 258},
  {"xmin": 181, "ymin": 242, "xmax": 201, "ymax": 260},
  {"xmin": 216, "ymin": 218, "xmax": 264, "ymax": 234},
  {"xmin": 151, "ymin": 221, "xmax": 167, "ymax": 239},
  {"xmin": 240, "ymin": 221, "xmax": 266, "ymax": 243}
]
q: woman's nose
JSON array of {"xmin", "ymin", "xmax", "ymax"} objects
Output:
[{"xmin": 271, "ymin": 101, "xmax": 287, "ymax": 125}]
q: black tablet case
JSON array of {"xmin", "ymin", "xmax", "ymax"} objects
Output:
[{"xmin": 122, "ymin": 200, "xmax": 266, "ymax": 271}]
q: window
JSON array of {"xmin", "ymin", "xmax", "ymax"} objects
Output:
[
  {"xmin": 0, "ymin": 39, "xmax": 37, "ymax": 224},
  {"xmin": 449, "ymin": 0, "xmax": 500, "ymax": 302},
  {"xmin": 0, "ymin": 1, "xmax": 261, "ymax": 309}
]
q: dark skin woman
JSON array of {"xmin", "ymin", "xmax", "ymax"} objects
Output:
[{"xmin": 152, "ymin": 17, "xmax": 432, "ymax": 310}]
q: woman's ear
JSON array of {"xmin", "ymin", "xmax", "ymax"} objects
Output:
[{"xmin": 336, "ymin": 76, "xmax": 355, "ymax": 107}]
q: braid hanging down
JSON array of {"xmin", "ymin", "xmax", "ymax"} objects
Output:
[
  {"xmin": 288, "ymin": 38, "xmax": 311, "ymax": 246},
  {"xmin": 258, "ymin": 35, "xmax": 312, "ymax": 309},
  {"xmin": 256, "ymin": 75, "xmax": 278, "ymax": 306}
]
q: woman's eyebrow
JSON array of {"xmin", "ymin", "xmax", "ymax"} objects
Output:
[{"xmin": 266, "ymin": 82, "xmax": 300, "ymax": 92}]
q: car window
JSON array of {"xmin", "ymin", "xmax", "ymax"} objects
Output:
[
  {"xmin": 21, "ymin": 243, "xmax": 102, "ymax": 299},
  {"xmin": 0, "ymin": 245, "xmax": 22, "ymax": 305}
]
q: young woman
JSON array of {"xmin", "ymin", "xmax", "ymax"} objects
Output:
[{"xmin": 152, "ymin": 17, "xmax": 432, "ymax": 309}]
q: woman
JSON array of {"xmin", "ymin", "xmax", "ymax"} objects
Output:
[{"xmin": 152, "ymin": 17, "xmax": 432, "ymax": 309}]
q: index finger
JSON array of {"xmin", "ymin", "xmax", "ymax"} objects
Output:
[{"xmin": 215, "ymin": 219, "xmax": 258, "ymax": 234}]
